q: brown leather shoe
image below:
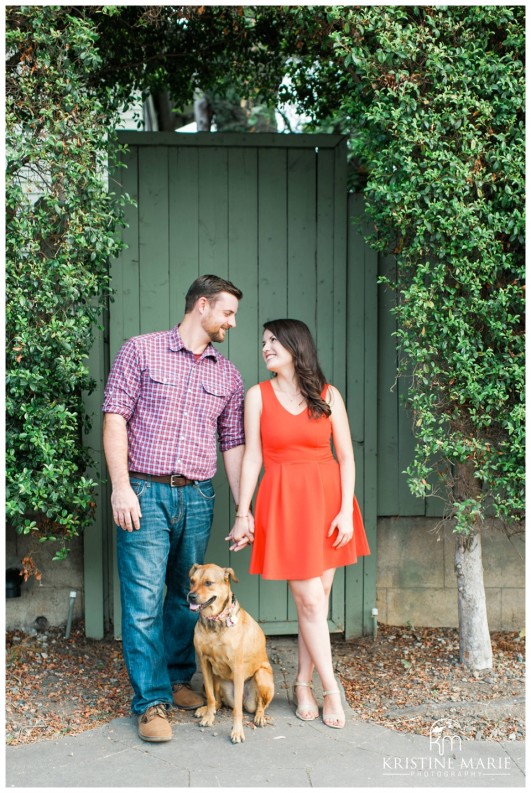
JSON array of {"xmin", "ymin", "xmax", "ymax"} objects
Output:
[
  {"xmin": 137, "ymin": 704, "xmax": 172, "ymax": 742},
  {"xmin": 172, "ymin": 682, "xmax": 204, "ymax": 710}
]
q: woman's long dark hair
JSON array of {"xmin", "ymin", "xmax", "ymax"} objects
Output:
[{"xmin": 264, "ymin": 319, "xmax": 331, "ymax": 419}]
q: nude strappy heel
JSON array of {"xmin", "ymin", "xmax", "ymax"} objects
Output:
[
  {"xmin": 322, "ymin": 687, "xmax": 346, "ymax": 729},
  {"xmin": 292, "ymin": 680, "xmax": 319, "ymax": 721}
]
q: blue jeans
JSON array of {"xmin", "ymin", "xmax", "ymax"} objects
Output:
[{"xmin": 116, "ymin": 477, "xmax": 215, "ymax": 714}]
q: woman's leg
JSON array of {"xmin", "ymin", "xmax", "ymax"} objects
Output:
[
  {"xmin": 293, "ymin": 570, "xmax": 335, "ymax": 716},
  {"xmin": 289, "ymin": 570, "xmax": 344, "ymax": 727}
]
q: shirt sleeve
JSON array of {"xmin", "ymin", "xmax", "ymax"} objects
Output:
[
  {"xmin": 217, "ymin": 368, "xmax": 245, "ymax": 452},
  {"xmin": 102, "ymin": 338, "xmax": 141, "ymax": 421}
]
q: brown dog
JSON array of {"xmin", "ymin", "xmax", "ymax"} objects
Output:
[{"xmin": 188, "ymin": 563, "xmax": 275, "ymax": 743}]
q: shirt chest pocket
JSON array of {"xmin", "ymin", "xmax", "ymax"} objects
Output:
[
  {"xmin": 143, "ymin": 369, "xmax": 182, "ymax": 405},
  {"xmin": 200, "ymin": 371, "xmax": 230, "ymax": 417}
]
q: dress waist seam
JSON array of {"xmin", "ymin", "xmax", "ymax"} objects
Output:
[{"xmin": 263, "ymin": 457, "xmax": 336, "ymax": 467}]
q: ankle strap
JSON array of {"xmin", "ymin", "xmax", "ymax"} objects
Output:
[{"xmin": 294, "ymin": 680, "xmax": 313, "ymax": 688}]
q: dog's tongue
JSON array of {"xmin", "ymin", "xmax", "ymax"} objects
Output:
[{"xmin": 189, "ymin": 603, "xmax": 201, "ymax": 612}]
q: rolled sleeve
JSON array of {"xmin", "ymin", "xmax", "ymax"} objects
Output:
[
  {"xmin": 102, "ymin": 339, "xmax": 141, "ymax": 421},
  {"xmin": 217, "ymin": 372, "xmax": 245, "ymax": 452}
]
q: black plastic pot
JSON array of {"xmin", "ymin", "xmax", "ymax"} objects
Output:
[{"xmin": 6, "ymin": 568, "xmax": 22, "ymax": 598}]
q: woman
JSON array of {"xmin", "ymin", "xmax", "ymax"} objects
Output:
[{"xmin": 227, "ymin": 319, "xmax": 370, "ymax": 729}]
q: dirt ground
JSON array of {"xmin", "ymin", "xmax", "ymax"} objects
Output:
[
  {"xmin": 5, "ymin": 621, "xmax": 524, "ymax": 746},
  {"xmin": 332, "ymin": 625, "xmax": 525, "ymax": 742}
]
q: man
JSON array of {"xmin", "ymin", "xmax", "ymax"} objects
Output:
[{"xmin": 102, "ymin": 274, "xmax": 253, "ymax": 742}]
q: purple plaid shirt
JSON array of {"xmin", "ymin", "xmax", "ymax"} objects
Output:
[{"xmin": 102, "ymin": 325, "xmax": 245, "ymax": 479}]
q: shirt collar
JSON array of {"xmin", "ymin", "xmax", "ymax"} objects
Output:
[{"xmin": 169, "ymin": 324, "xmax": 220, "ymax": 361}]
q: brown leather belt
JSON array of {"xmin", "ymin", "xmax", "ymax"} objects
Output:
[{"xmin": 129, "ymin": 472, "xmax": 195, "ymax": 487}]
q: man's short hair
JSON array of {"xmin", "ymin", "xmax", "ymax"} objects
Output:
[{"xmin": 184, "ymin": 274, "xmax": 243, "ymax": 313}]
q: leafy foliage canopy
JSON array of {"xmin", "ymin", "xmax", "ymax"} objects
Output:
[{"xmin": 276, "ymin": 5, "xmax": 525, "ymax": 531}]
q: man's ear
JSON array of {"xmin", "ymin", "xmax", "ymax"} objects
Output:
[{"xmin": 196, "ymin": 296, "xmax": 209, "ymax": 314}]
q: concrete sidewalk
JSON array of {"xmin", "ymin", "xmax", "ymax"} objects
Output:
[{"xmin": 6, "ymin": 637, "xmax": 525, "ymax": 788}]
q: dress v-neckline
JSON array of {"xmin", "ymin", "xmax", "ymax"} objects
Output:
[{"xmin": 268, "ymin": 380, "xmax": 308, "ymax": 417}]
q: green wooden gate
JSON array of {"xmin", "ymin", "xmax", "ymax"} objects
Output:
[{"xmin": 84, "ymin": 133, "xmax": 377, "ymax": 639}]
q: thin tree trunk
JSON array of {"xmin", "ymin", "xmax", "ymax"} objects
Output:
[
  {"xmin": 194, "ymin": 93, "xmax": 213, "ymax": 131},
  {"xmin": 454, "ymin": 531, "xmax": 492, "ymax": 669},
  {"xmin": 454, "ymin": 461, "xmax": 492, "ymax": 670}
]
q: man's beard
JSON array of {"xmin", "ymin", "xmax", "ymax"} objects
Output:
[{"xmin": 206, "ymin": 326, "xmax": 227, "ymax": 343}]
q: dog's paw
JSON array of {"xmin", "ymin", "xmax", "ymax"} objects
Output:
[
  {"xmin": 194, "ymin": 706, "xmax": 216, "ymax": 727},
  {"xmin": 253, "ymin": 712, "xmax": 267, "ymax": 728},
  {"xmin": 230, "ymin": 726, "xmax": 246, "ymax": 744}
]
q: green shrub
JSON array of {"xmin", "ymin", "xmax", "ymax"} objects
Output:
[{"xmin": 6, "ymin": 7, "xmax": 129, "ymax": 566}]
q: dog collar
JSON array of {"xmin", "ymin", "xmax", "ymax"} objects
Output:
[{"xmin": 204, "ymin": 596, "xmax": 239, "ymax": 627}]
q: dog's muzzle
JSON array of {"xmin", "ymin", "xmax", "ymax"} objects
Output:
[{"xmin": 187, "ymin": 592, "xmax": 216, "ymax": 612}]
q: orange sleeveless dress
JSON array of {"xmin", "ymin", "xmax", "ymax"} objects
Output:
[{"xmin": 249, "ymin": 380, "xmax": 370, "ymax": 580}]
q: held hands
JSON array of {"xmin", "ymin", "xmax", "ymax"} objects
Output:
[
  {"xmin": 111, "ymin": 484, "xmax": 142, "ymax": 532},
  {"xmin": 225, "ymin": 513, "xmax": 255, "ymax": 552},
  {"xmin": 328, "ymin": 511, "xmax": 354, "ymax": 549}
]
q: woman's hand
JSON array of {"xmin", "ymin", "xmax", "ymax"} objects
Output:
[
  {"xmin": 225, "ymin": 515, "xmax": 254, "ymax": 552},
  {"xmin": 328, "ymin": 512, "xmax": 354, "ymax": 549}
]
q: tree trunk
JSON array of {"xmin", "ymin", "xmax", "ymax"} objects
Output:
[
  {"xmin": 453, "ymin": 461, "xmax": 492, "ymax": 670},
  {"xmin": 152, "ymin": 90, "xmax": 178, "ymax": 132},
  {"xmin": 194, "ymin": 93, "xmax": 213, "ymax": 131}
]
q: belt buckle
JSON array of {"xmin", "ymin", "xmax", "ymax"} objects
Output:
[{"xmin": 170, "ymin": 474, "xmax": 182, "ymax": 487}]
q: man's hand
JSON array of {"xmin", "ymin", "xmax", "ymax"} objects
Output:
[
  {"xmin": 103, "ymin": 413, "xmax": 141, "ymax": 531},
  {"xmin": 111, "ymin": 484, "xmax": 142, "ymax": 532},
  {"xmin": 225, "ymin": 515, "xmax": 254, "ymax": 552}
]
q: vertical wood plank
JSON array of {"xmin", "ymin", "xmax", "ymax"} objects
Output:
[
  {"xmin": 169, "ymin": 146, "xmax": 200, "ymax": 318},
  {"xmin": 398, "ymin": 370, "xmax": 426, "ymax": 515},
  {"xmin": 107, "ymin": 146, "xmax": 140, "ymax": 638},
  {"xmin": 346, "ymin": 195, "xmax": 366, "ymax": 445},
  {"xmin": 332, "ymin": 141, "xmax": 348, "ymax": 393},
  {"xmin": 316, "ymin": 148, "xmax": 335, "ymax": 380},
  {"xmin": 198, "ymin": 147, "xmax": 229, "ymax": 276},
  {"xmin": 361, "ymin": 232, "xmax": 379, "ymax": 635},
  {"xmin": 377, "ymin": 254, "xmax": 400, "ymax": 514},
  {"xmin": 259, "ymin": 579, "xmax": 290, "ymax": 623},
  {"xmin": 196, "ymin": 147, "xmax": 232, "ymax": 566},
  {"xmin": 345, "ymin": 192, "xmax": 378, "ymax": 637},
  {"xmin": 257, "ymin": 147, "xmax": 289, "ymax": 625},
  {"xmin": 344, "ymin": 444, "xmax": 366, "ymax": 636},
  {"xmin": 138, "ymin": 146, "xmax": 170, "ymax": 333},
  {"xmin": 225, "ymin": 147, "xmax": 259, "ymax": 611},
  {"xmin": 344, "ymin": 195, "xmax": 366, "ymax": 636},
  {"xmin": 287, "ymin": 148, "xmax": 316, "ymax": 329},
  {"xmin": 316, "ymin": 146, "xmax": 348, "ymax": 631},
  {"xmin": 83, "ymin": 319, "xmax": 107, "ymax": 639},
  {"xmin": 258, "ymin": 148, "xmax": 288, "ymax": 323},
  {"xmin": 426, "ymin": 472, "xmax": 447, "ymax": 517},
  {"xmin": 109, "ymin": 146, "xmax": 139, "ymax": 359},
  {"xmin": 226, "ymin": 147, "xmax": 259, "ymax": 390}
]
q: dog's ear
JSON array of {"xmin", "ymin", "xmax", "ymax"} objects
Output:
[
  {"xmin": 224, "ymin": 567, "xmax": 239, "ymax": 584},
  {"xmin": 189, "ymin": 563, "xmax": 201, "ymax": 579}
]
